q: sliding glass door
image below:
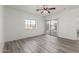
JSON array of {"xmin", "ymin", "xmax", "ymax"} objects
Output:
[{"xmin": 47, "ymin": 19, "xmax": 58, "ymax": 36}]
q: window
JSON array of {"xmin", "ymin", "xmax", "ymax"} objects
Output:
[
  {"xmin": 47, "ymin": 20, "xmax": 57, "ymax": 31},
  {"xmin": 25, "ymin": 20, "xmax": 36, "ymax": 30}
]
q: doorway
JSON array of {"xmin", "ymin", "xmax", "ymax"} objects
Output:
[{"xmin": 46, "ymin": 19, "xmax": 58, "ymax": 37}]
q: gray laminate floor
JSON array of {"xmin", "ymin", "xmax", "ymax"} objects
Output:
[{"xmin": 3, "ymin": 35, "xmax": 79, "ymax": 53}]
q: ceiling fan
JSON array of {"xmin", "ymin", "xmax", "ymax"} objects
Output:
[{"xmin": 36, "ymin": 5, "xmax": 56, "ymax": 14}]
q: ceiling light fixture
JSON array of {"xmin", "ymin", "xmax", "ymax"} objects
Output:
[{"xmin": 36, "ymin": 5, "xmax": 56, "ymax": 14}]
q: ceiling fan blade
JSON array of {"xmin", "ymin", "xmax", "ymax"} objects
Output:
[
  {"xmin": 41, "ymin": 11, "xmax": 44, "ymax": 14},
  {"xmin": 36, "ymin": 9, "xmax": 43, "ymax": 11},
  {"xmin": 48, "ymin": 8, "xmax": 56, "ymax": 10},
  {"xmin": 48, "ymin": 11, "xmax": 50, "ymax": 13}
]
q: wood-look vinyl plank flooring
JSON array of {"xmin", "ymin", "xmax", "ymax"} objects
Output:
[{"xmin": 3, "ymin": 35, "xmax": 79, "ymax": 53}]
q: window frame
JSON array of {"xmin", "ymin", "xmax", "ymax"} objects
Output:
[{"xmin": 25, "ymin": 19, "xmax": 36, "ymax": 30}]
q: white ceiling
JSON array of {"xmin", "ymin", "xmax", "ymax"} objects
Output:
[{"xmin": 5, "ymin": 5, "xmax": 79, "ymax": 16}]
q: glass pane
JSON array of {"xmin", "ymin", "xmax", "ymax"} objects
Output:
[
  {"xmin": 51, "ymin": 20, "xmax": 57, "ymax": 25},
  {"xmin": 25, "ymin": 20, "xmax": 30, "ymax": 25},
  {"xmin": 31, "ymin": 20, "xmax": 35, "ymax": 25},
  {"xmin": 25, "ymin": 20, "xmax": 36, "ymax": 29}
]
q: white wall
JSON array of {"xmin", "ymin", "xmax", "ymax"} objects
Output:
[
  {"xmin": 45, "ymin": 9, "xmax": 78, "ymax": 40},
  {"xmin": 58, "ymin": 9, "xmax": 79, "ymax": 40},
  {"xmin": 77, "ymin": 18, "xmax": 79, "ymax": 30},
  {"xmin": 4, "ymin": 7, "xmax": 45, "ymax": 42},
  {"xmin": 0, "ymin": 6, "xmax": 4, "ymax": 52}
]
